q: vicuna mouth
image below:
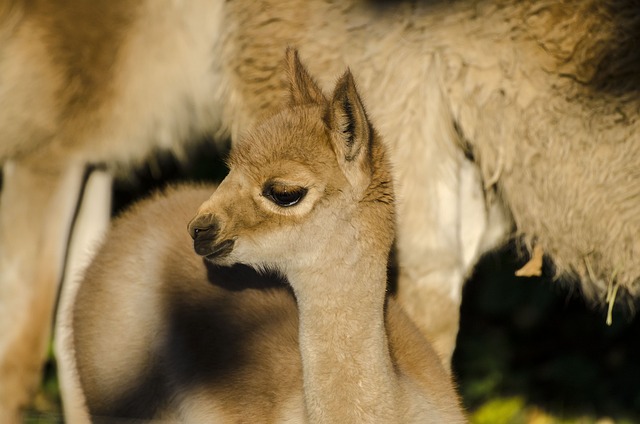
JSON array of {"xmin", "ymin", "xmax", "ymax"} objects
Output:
[{"xmin": 203, "ymin": 239, "xmax": 235, "ymax": 261}]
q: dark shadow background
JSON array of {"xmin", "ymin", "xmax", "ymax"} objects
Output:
[{"xmin": 454, "ymin": 245, "xmax": 640, "ymax": 422}]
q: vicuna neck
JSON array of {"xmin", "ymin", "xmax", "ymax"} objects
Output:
[{"xmin": 288, "ymin": 234, "xmax": 399, "ymax": 423}]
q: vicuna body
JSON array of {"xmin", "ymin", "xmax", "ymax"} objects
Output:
[
  {"xmin": 1, "ymin": 0, "xmax": 639, "ymax": 417},
  {"xmin": 71, "ymin": 51, "xmax": 465, "ymax": 423}
]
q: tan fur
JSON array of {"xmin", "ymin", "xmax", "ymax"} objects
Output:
[
  {"xmin": 0, "ymin": 0, "xmax": 228, "ymax": 418},
  {"xmin": 73, "ymin": 186, "xmax": 462, "ymax": 423},
  {"xmin": 2, "ymin": 0, "xmax": 640, "ymax": 417},
  {"xmin": 71, "ymin": 52, "xmax": 464, "ymax": 422}
]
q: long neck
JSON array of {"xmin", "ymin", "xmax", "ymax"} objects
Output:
[{"xmin": 289, "ymin": 243, "xmax": 399, "ymax": 423}]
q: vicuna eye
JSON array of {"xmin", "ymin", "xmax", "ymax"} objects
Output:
[{"xmin": 262, "ymin": 183, "xmax": 308, "ymax": 207}]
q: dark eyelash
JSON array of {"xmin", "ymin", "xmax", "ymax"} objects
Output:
[{"xmin": 262, "ymin": 183, "xmax": 308, "ymax": 207}]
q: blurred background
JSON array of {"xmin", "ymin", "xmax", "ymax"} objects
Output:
[{"xmin": 25, "ymin": 141, "xmax": 640, "ymax": 424}]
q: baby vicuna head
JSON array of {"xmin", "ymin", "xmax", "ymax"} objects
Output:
[
  {"xmin": 188, "ymin": 49, "xmax": 394, "ymax": 279},
  {"xmin": 185, "ymin": 51, "xmax": 464, "ymax": 422}
]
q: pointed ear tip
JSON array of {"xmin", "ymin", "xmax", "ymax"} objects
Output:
[
  {"xmin": 337, "ymin": 66, "xmax": 351, "ymax": 78},
  {"xmin": 334, "ymin": 69, "xmax": 359, "ymax": 98},
  {"xmin": 285, "ymin": 47, "xmax": 300, "ymax": 64}
]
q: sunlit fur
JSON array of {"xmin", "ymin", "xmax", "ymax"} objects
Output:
[
  {"xmin": 2, "ymin": 1, "xmax": 640, "ymax": 417},
  {"xmin": 71, "ymin": 50, "xmax": 465, "ymax": 423}
]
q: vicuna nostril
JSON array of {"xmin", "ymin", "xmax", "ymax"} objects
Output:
[
  {"xmin": 187, "ymin": 214, "xmax": 219, "ymax": 240},
  {"xmin": 190, "ymin": 226, "xmax": 212, "ymax": 240}
]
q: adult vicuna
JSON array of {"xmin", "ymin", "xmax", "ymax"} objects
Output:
[
  {"xmin": 2, "ymin": 0, "xmax": 640, "ymax": 417},
  {"xmin": 69, "ymin": 49, "xmax": 465, "ymax": 423}
]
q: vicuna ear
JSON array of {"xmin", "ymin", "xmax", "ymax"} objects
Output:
[
  {"xmin": 326, "ymin": 70, "xmax": 373, "ymax": 194},
  {"xmin": 285, "ymin": 47, "xmax": 326, "ymax": 106}
]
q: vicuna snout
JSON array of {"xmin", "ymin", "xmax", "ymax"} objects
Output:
[{"xmin": 187, "ymin": 214, "xmax": 234, "ymax": 258}]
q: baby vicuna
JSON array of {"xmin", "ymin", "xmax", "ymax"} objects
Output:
[{"xmin": 72, "ymin": 49, "xmax": 464, "ymax": 422}]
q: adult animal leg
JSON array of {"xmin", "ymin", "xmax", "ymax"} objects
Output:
[
  {"xmin": 55, "ymin": 168, "xmax": 112, "ymax": 424},
  {"xmin": 0, "ymin": 160, "xmax": 84, "ymax": 422},
  {"xmin": 392, "ymin": 60, "xmax": 510, "ymax": 370}
]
